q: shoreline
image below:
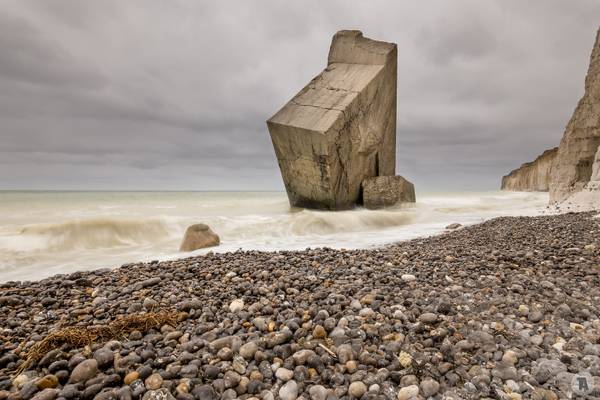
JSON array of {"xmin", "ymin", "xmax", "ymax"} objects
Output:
[
  {"xmin": 0, "ymin": 190, "xmax": 550, "ymax": 284},
  {"xmin": 1, "ymin": 211, "xmax": 599, "ymax": 399}
]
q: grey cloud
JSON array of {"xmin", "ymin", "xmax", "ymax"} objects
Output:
[
  {"xmin": 417, "ymin": 19, "xmax": 498, "ymax": 65},
  {"xmin": 0, "ymin": 13, "xmax": 105, "ymax": 89},
  {"xmin": 0, "ymin": 0, "xmax": 599, "ymax": 190}
]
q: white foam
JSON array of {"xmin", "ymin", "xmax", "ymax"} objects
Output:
[{"xmin": 0, "ymin": 191, "xmax": 549, "ymax": 282}]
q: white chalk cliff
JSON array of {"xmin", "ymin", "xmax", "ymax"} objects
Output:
[
  {"xmin": 549, "ymin": 28, "xmax": 600, "ymax": 203},
  {"xmin": 502, "ymin": 27, "xmax": 600, "ymax": 210},
  {"xmin": 267, "ymin": 30, "xmax": 402, "ymax": 210},
  {"xmin": 559, "ymin": 145, "xmax": 600, "ymax": 210},
  {"xmin": 501, "ymin": 148, "xmax": 557, "ymax": 192}
]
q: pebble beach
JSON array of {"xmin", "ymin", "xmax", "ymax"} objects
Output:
[{"xmin": 1, "ymin": 211, "xmax": 599, "ymax": 400}]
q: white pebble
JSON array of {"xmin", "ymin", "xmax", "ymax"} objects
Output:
[
  {"xmin": 279, "ymin": 380, "xmax": 298, "ymax": 400},
  {"xmin": 229, "ymin": 299, "xmax": 244, "ymax": 312},
  {"xmin": 397, "ymin": 385, "xmax": 419, "ymax": 400}
]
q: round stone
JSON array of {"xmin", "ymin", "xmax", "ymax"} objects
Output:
[
  {"xmin": 419, "ymin": 313, "xmax": 438, "ymax": 324},
  {"xmin": 145, "ymin": 373, "xmax": 163, "ymax": 390},
  {"xmin": 346, "ymin": 360, "xmax": 358, "ymax": 373},
  {"xmin": 275, "ymin": 368, "xmax": 294, "ymax": 382},
  {"xmin": 192, "ymin": 385, "xmax": 218, "ymax": 400},
  {"xmin": 143, "ymin": 297, "xmax": 159, "ymax": 310},
  {"xmin": 502, "ymin": 350, "xmax": 518, "ymax": 366},
  {"xmin": 529, "ymin": 310, "xmax": 544, "ymax": 323},
  {"xmin": 279, "ymin": 380, "xmax": 298, "ymax": 400},
  {"xmin": 292, "ymin": 349, "xmax": 315, "ymax": 365},
  {"xmin": 249, "ymin": 370, "xmax": 263, "ymax": 381},
  {"xmin": 32, "ymin": 388, "xmax": 60, "ymax": 400},
  {"xmin": 239, "ymin": 341, "xmax": 259, "ymax": 360},
  {"xmin": 348, "ymin": 381, "xmax": 367, "ymax": 398},
  {"xmin": 223, "ymin": 371, "xmax": 241, "ymax": 389},
  {"xmin": 92, "ymin": 348, "xmax": 114, "ymax": 368},
  {"xmin": 420, "ymin": 378, "xmax": 440, "ymax": 397},
  {"xmin": 398, "ymin": 351, "xmax": 412, "ymax": 368},
  {"xmin": 229, "ymin": 299, "xmax": 244, "ymax": 313},
  {"xmin": 518, "ymin": 304, "xmax": 529, "ymax": 316},
  {"xmin": 337, "ymin": 344, "xmax": 354, "ymax": 364},
  {"xmin": 124, "ymin": 371, "xmax": 140, "ymax": 385},
  {"xmin": 308, "ymin": 385, "xmax": 328, "ymax": 400},
  {"xmin": 13, "ymin": 374, "xmax": 30, "ymax": 388},
  {"xmin": 397, "ymin": 385, "xmax": 419, "ymax": 400},
  {"xmin": 369, "ymin": 384, "xmax": 380, "ymax": 393},
  {"xmin": 176, "ymin": 380, "xmax": 190, "ymax": 394},
  {"xmin": 142, "ymin": 388, "xmax": 176, "ymax": 400},
  {"xmin": 36, "ymin": 375, "xmax": 58, "ymax": 389},
  {"xmin": 217, "ymin": 347, "xmax": 233, "ymax": 361},
  {"xmin": 69, "ymin": 359, "xmax": 98, "ymax": 383},
  {"xmin": 204, "ymin": 365, "xmax": 220, "ymax": 379},
  {"xmin": 232, "ymin": 356, "xmax": 247, "ymax": 374},
  {"xmin": 312, "ymin": 325, "xmax": 327, "ymax": 339}
]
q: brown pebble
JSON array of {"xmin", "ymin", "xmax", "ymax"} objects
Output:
[
  {"xmin": 36, "ymin": 375, "xmax": 58, "ymax": 389},
  {"xmin": 124, "ymin": 371, "xmax": 139, "ymax": 385},
  {"xmin": 313, "ymin": 325, "xmax": 327, "ymax": 339}
]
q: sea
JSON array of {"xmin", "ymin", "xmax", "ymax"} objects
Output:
[{"xmin": 0, "ymin": 191, "xmax": 550, "ymax": 282}]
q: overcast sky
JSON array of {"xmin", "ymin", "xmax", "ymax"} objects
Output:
[{"xmin": 1, "ymin": 1, "xmax": 599, "ymax": 191}]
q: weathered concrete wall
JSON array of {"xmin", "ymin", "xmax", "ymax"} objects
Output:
[
  {"xmin": 501, "ymin": 148, "xmax": 557, "ymax": 192},
  {"xmin": 267, "ymin": 30, "xmax": 397, "ymax": 210}
]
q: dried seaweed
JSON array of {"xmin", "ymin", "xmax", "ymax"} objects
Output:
[{"xmin": 15, "ymin": 310, "xmax": 181, "ymax": 374}]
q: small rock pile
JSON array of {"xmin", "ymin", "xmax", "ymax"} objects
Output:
[{"xmin": 0, "ymin": 212, "xmax": 599, "ymax": 399}]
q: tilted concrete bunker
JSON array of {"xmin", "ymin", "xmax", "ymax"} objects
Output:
[{"xmin": 267, "ymin": 30, "xmax": 398, "ymax": 210}]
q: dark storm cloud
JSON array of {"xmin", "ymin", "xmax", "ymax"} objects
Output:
[{"xmin": 0, "ymin": 0, "xmax": 599, "ymax": 190}]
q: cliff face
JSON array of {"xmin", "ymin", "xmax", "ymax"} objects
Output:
[
  {"xmin": 549, "ymin": 29, "xmax": 600, "ymax": 202},
  {"xmin": 553, "ymin": 145, "xmax": 600, "ymax": 210},
  {"xmin": 501, "ymin": 148, "xmax": 558, "ymax": 191},
  {"xmin": 267, "ymin": 31, "xmax": 398, "ymax": 210}
]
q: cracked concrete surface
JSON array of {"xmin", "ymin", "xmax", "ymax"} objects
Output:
[{"xmin": 267, "ymin": 30, "xmax": 397, "ymax": 210}]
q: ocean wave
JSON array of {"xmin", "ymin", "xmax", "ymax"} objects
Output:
[
  {"xmin": 0, "ymin": 191, "xmax": 551, "ymax": 282},
  {"xmin": 287, "ymin": 208, "xmax": 417, "ymax": 235},
  {"xmin": 17, "ymin": 218, "xmax": 172, "ymax": 251},
  {"xmin": 204, "ymin": 207, "xmax": 418, "ymax": 240}
]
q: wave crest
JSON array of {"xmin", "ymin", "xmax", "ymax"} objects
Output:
[
  {"xmin": 288, "ymin": 208, "xmax": 417, "ymax": 235},
  {"xmin": 19, "ymin": 218, "xmax": 171, "ymax": 251}
]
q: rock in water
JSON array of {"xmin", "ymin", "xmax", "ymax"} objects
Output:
[
  {"xmin": 362, "ymin": 175, "xmax": 415, "ymax": 209},
  {"xmin": 501, "ymin": 147, "xmax": 557, "ymax": 191},
  {"xmin": 549, "ymin": 28, "xmax": 600, "ymax": 202},
  {"xmin": 179, "ymin": 224, "xmax": 219, "ymax": 252},
  {"xmin": 445, "ymin": 223, "xmax": 462, "ymax": 230},
  {"xmin": 267, "ymin": 30, "xmax": 398, "ymax": 210}
]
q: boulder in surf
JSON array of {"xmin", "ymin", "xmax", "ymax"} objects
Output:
[
  {"xmin": 179, "ymin": 223, "xmax": 220, "ymax": 252},
  {"xmin": 362, "ymin": 175, "xmax": 415, "ymax": 210}
]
